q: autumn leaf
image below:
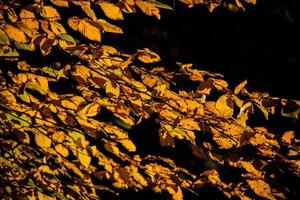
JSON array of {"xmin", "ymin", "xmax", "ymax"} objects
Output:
[
  {"xmin": 98, "ymin": 2, "xmax": 124, "ymax": 20},
  {"xmin": 96, "ymin": 19, "xmax": 123, "ymax": 34},
  {"xmin": 35, "ymin": 133, "xmax": 52, "ymax": 148},
  {"xmin": 68, "ymin": 17, "xmax": 102, "ymax": 42},
  {"xmin": 38, "ymin": 6, "xmax": 60, "ymax": 21},
  {"xmin": 20, "ymin": 9, "xmax": 39, "ymax": 30},
  {"xmin": 55, "ymin": 144, "xmax": 69, "ymax": 157},
  {"xmin": 247, "ymin": 179, "xmax": 273, "ymax": 199},
  {"xmin": 4, "ymin": 25, "xmax": 26, "ymax": 43},
  {"xmin": 136, "ymin": 0, "xmax": 161, "ymax": 19},
  {"xmin": 234, "ymin": 80, "xmax": 247, "ymax": 94},
  {"xmin": 215, "ymin": 94, "xmax": 234, "ymax": 119},
  {"xmin": 77, "ymin": 148, "xmax": 91, "ymax": 168},
  {"xmin": 137, "ymin": 48, "xmax": 161, "ymax": 63}
]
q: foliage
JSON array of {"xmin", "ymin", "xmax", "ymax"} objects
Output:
[{"xmin": 0, "ymin": 0, "xmax": 299, "ymax": 199}]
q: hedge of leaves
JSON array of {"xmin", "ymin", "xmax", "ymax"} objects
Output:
[{"xmin": 0, "ymin": 0, "xmax": 299, "ymax": 199}]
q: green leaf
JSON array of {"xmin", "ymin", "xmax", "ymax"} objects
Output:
[
  {"xmin": 114, "ymin": 118, "xmax": 132, "ymax": 130},
  {"xmin": 14, "ymin": 42, "xmax": 35, "ymax": 51},
  {"xmin": 0, "ymin": 29, "xmax": 10, "ymax": 45},
  {"xmin": 5, "ymin": 112, "xmax": 32, "ymax": 127},
  {"xmin": 0, "ymin": 47, "xmax": 19, "ymax": 57},
  {"xmin": 59, "ymin": 33, "xmax": 76, "ymax": 44}
]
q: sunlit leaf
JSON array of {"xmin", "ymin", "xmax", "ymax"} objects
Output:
[
  {"xmin": 4, "ymin": 25, "xmax": 26, "ymax": 43},
  {"xmin": 68, "ymin": 17, "xmax": 102, "ymax": 42},
  {"xmin": 99, "ymin": 2, "xmax": 124, "ymax": 20},
  {"xmin": 35, "ymin": 133, "xmax": 52, "ymax": 148},
  {"xmin": 77, "ymin": 148, "xmax": 91, "ymax": 168}
]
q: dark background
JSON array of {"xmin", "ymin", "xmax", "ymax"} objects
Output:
[{"xmin": 107, "ymin": 0, "xmax": 298, "ymax": 99}]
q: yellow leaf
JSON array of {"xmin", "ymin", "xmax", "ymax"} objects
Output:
[
  {"xmin": 96, "ymin": 19, "xmax": 123, "ymax": 34},
  {"xmin": 104, "ymin": 142, "xmax": 120, "ymax": 157},
  {"xmin": 137, "ymin": 48, "xmax": 161, "ymax": 63},
  {"xmin": 130, "ymin": 165, "xmax": 148, "ymax": 186},
  {"xmin": 234, "ymin": 80, "xmax": 247, "ymax": 94},
  {"xmin": 61, "ymin": 99, "xmax": 78, "ymax": 110},
  {"xmin": 20, "ymin": 9, "xmax": 39, "ymax": 30},
  {"xmin": 215, "ymin": 94, "xmax": 234, "ymax": 119},
  {"xmin": 4, "ymin": 25, "xmax": 26, "ymax": 43},
  {"xmin": 98, "ymin": 2, "xmax": 124, "ymax": 20},
  {"xmin": 77, "ymin": 148, "xmax": 91, "ymax": 168},
  {"xmin": 239, "ymin": 161, "xmax": 262, "ymax": 177},
  {"xmin": 37, "ymin": 191, "xmax": 55, "ymax": 200},
  {"xmin": 119, "ymin": 139, "xmax": 136, "ymax": 152},
  {"xmin": 210, "ymin": 127, "xmax": 235, "ymax": 149},
  {"xmin": 35, "ymin": 133, "xmax": 52, "ymax": 148},
  {"xmin": 50, "ymin": 0, "xmax": 69, "ymax": 7},
  {"xmin": 50, "ymin": 22, "xmax": 66, "ymax": 35},
  {"xmin": 55, "ymin": 144, "xmax": 69, "ymax": 157},
  {"xmin": 237, "ymin": 102, "xmax": 253, "ymax": 126},
  {"xmin": 73, "ymin": 1, "xmax": 97, "ymax": 20},
  {"xmin": 105, "ymin": 81, "xmax": 120, "ymax": 98},
  {"xmin": 77, "ymin": 102, "xmax": 101, "ymax": 117},
  {"xmin": 52, "ymin": 131, "xmax": 66, "ymax": 142},
  {"xmin": 167, "ymin": 186, "xmax": 183, "ymax": 200},
  {"xmin": 247, "ymin": 179, "xmax": 273, "ymax": 199},
  {"xmin": 281, "ymin": 130, "xmax": 295, "ymax": 144},
  {"xmin": 213, "ymin": 79, "xmax": 228, "ymax": 90},
  {"xmin": 68, "ymin": 17, "xmax": 101, "ymax": 42},
  {"xmin": 136, "ymin": 1, "xmax": 161, "ymax": 19},
  {"xmin": 179, "ymin": 118, "xmax": 200, "ymax": 131},
  {"xmin": 39, "ymin": 6, "xmax": 60, "ymax": 21}
]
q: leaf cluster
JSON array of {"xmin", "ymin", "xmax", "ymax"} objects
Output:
[{"xmin": 0, "ymin": 0, "xmax": 299, "ymax": 200}]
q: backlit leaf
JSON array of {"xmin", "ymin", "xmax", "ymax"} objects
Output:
[
  {"xmin": 215, "ymin": 94, "xmax": 234, "ymax": 119},
  {"xmin": 68, "ymin": 17, "xmax": 102, "ymax": 42},
  {"xmin": 77, "ymin": 148, "xmax": 91, "ymax": 168},
  {"xmin": 99, "ymin": 2, "xmax": 124, "ymax": 20},
  {"xmin": 4, "ymin": 25, "xmax": 26, "ymax": 43},
  {"xmin": 35, "ymin": 133, "xmax": 52, "ymax": 148}
]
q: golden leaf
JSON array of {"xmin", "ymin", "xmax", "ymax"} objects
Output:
[
  {"xmin": 215, "ymin": 94, "xmax": 234, "ymax": 119},
  {"xmin": 130, "ymin": 165, "xmax": 148, "ymax": 186},
  {"xmin": 77, "ymin": 102, "xmax": 101, "ymax": 117},
  {"xmin": 55, "ymin": 144, "xmax": 69, "ymax": 157},
  {"xmin": 37, "ymin": 191, "xmax": 55, "ymax": 200},
  {"xmin": 20, "ymin": 9, "xmax": 39, "ymax": 30},
  {"xmin": 237, "ymin": 102, "xmax": 253, "ymax": 126},
  {"xmin": 77, "ymin": 148, "xmax": 91, "ymax": 168},
  {"xmin": 234, "ymin": 80, "xmax": 247, "ymax": 94},
  {"xmin": 61, "ymin": 99, "xmax": 78, "ymax": 110},
  {"xmin": 210, "ymin": 127, "xmax": 235, "ymax": 149},
  {"xmin": 179, "ymin": 118, "xmax": 200, "ymax": 131},
  {"xmin": 35, "ymin": 133, "xmax": 52, "ymax": 148},
  {"xmin": 119, "ymin": 139, "xmax": 136, "ymax": 152},
  {"xmin": 239, "ymin": 161, "xmax": 262, "ymax": 177},
  {"xmin": 39, "ymin": 6, "xmax": 60, "ymax": 21},
  {"xmin": 137, "ymin": 48, "xmax": 161, "ymax": 63},
  {"xmin": 50, "ymin": 22, "xmax": 67, "ymax": 35},
  {"xmin": 136, "ymin": 1, "xmax": 161, "ymax": 19},
  {"xmin": 4, "ymin": 25, "xmax": 26, "ymax": 43},
  {"xmin": 98, "ymin": 2, "xmax": 124, "ymax": 20},
  {"xmin": 281, "ymin": 130, "xmax": 295, "ymax": 144},
  {"xmin": 105, "ymin": 80, "xmax": 120, "ymax": 98},
  {"xmin": 50, "ymin": 0, "xmax": 69, "ymax": 7},
  {"xmin": 68, "ymin": 17, "xmax": 102, "ymax": 42},
  {"xmin": 167, "ymin": 186, "xmax": 183, "ymax": 200},
  {"xmin": 104, "ymin": 142, "xmax": 120, "ymax": 157},
  {"xmin": 73, "ymin": 1, "xmax": 97, "ymax": 20},
  {"xmin": 52, "ymin": 131, "xmax": 66, "ymax": 143},
  {"xmin": 96, "ymin": 19, "xmax": 123, "ymax": 34},
  {"xmin": 247, "ymin": 179, "xmax": 273, "ymax": 199}
]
